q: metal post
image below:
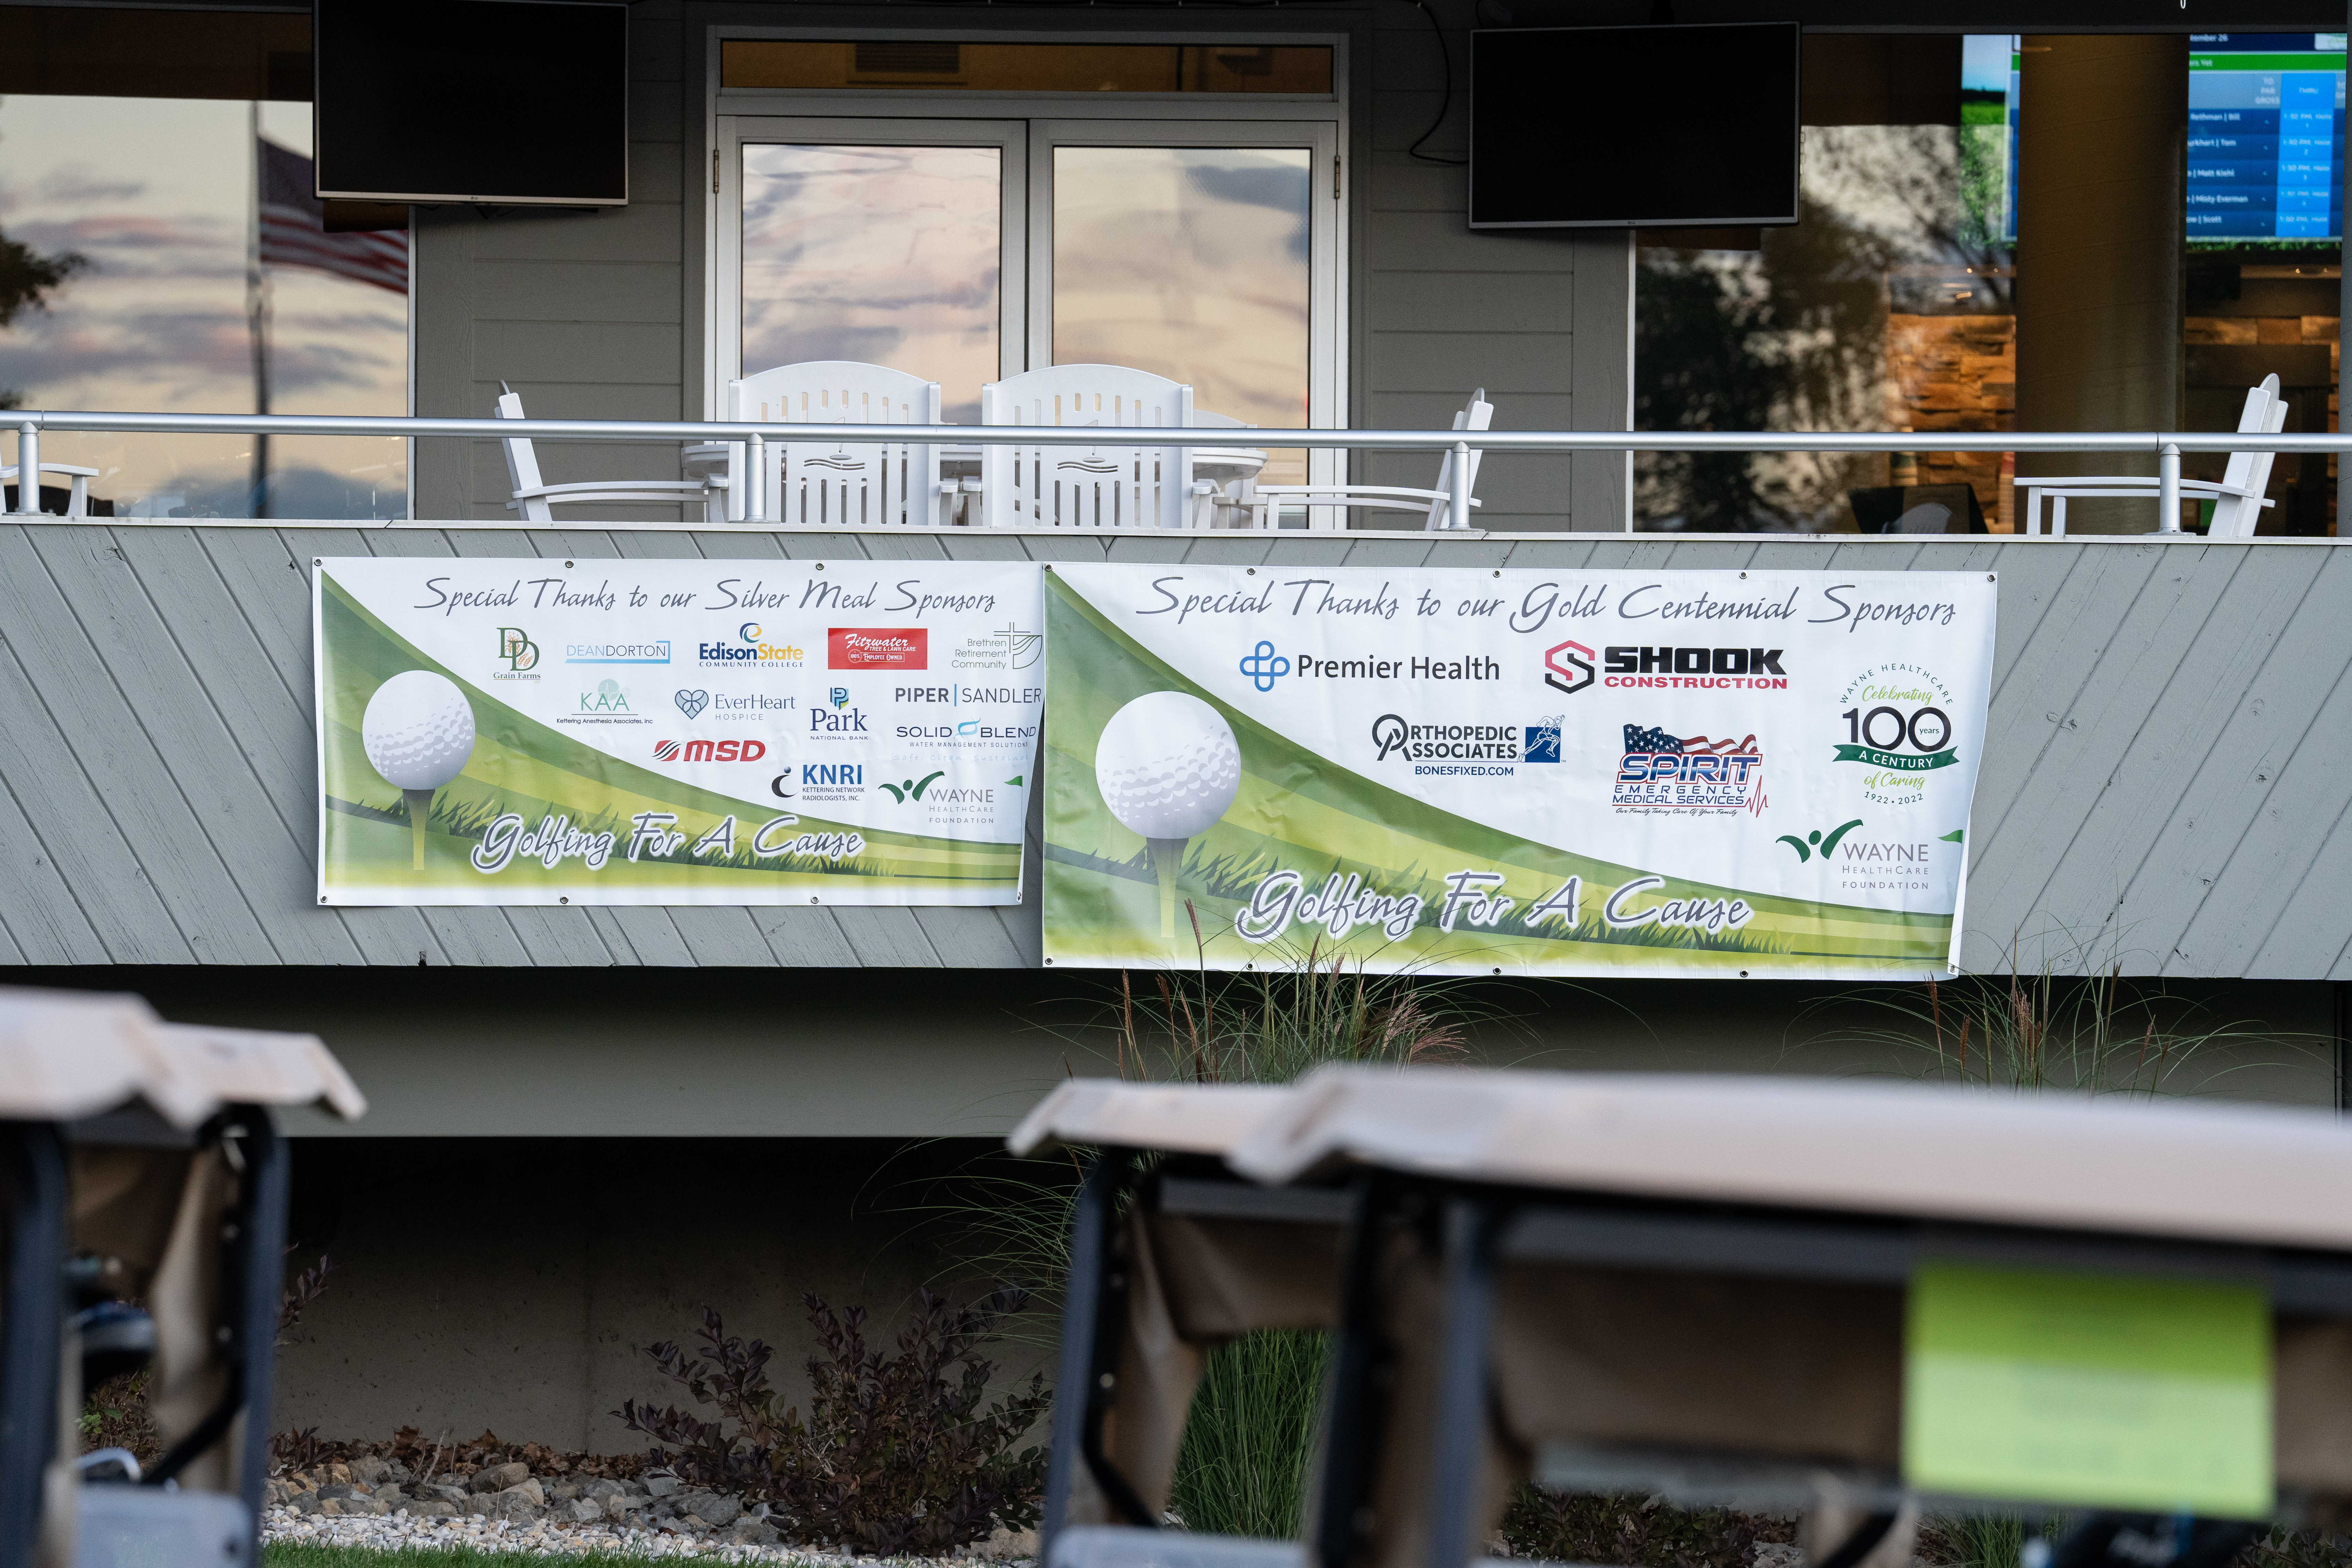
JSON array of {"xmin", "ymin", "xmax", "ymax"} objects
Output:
[
  {"xmin": 1422, "ymin": 1197, "xmax": 1500, "ymax": 1568},
  {"xmin": 14, "ymin": 424, "xmax": 40, "ymax": 515},
  {"xmin": 1450, "ymin": 439, "xmax": 1472, "ymax": 530},
  {"xmin": 0, "ymin": 1123, "xmax": 68, "ymax": 1568},
  {"xmin": 2158, "ymin": 441, "xmax": 2182, "ymax": 532},
  {"xmin": 1040, "ymin": 1150, "xmax": 1134, "ymax": 1563},
  {"xmin": 748, "ymin": 433, "xmax": 766, "ymax": 524},
  {"xmin": 227, "ymin": 1108, "xmax": 288, "ymax": 1527}
]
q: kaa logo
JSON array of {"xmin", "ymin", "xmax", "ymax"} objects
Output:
[
  {"xmin": 673, "ymin": 688, "xmax": 709, "ymax": 719},
  {"xmin": 880, "ymin": 770, "xmax": 946, "ymax": 803},
  {"xmin": 497, "ymin": 626, "xmax": 539, "ymax": 672},
  {"xmin": 1776, "ymin": 819, "xmax": 1864, "ymax": 863},
  {"xmin": 1239, "ymin": 640, "xmax": 1291, "ymax": 693},
  {"xmin": 830, "ymin": 686, "xmax": 851, "ymax": 710}
]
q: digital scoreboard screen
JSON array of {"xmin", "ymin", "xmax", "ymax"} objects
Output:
[{"xmin": 2187, "ymin": 33, "xmax": 2346, "ymax": 241}]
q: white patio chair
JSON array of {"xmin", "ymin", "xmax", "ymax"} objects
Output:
[
  {"xmin": 1, "ymin": 461, "xmax": 98, "ymax": 519},
  {"xmin": 1188, "ymin": 409, "xmax": 1265, "ymax": 529},
  {"xmin": 727, "ymin": 362, "xmax": 953, "ymax": 527},
  {"xmin": 495, "ymin": 386, "xmax": 722, "ymax": 523},
  {"xmin": 1239, "ymin": 389, "xmax": 1493, "ymax": 531},
  {"xmin": 979, "ymin": 365, "xmax": 1208, "ymax": 529},
  {"xmin": 2019, "ymin": 375, "xmax": 2282, "ymax": 537}
]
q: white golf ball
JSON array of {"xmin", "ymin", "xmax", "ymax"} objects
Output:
[
  {"xmin": 1095, "ymin": 691, "xmax": 1241, "ymax": 841},
  {"xmin": 362, "ymin": 670, "xmax": 476, "ymax": 790}
]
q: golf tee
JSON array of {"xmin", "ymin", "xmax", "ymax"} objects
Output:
[
  {"xmin": 1147, "ymin": 836, "xmax": 1187, "ymax": 940},
  {"xmin": 404, "ymin": 787, "xmax": 436, "ymax": 871}
]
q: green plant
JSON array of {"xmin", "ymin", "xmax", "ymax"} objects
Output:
[
  {"xmin": 1168, "ymin": 1327, "xmax": 1325, "ymax": 1538},
  {"xmin": 1915, "ymin": 1512, "xmax": 2067, "ymax": 1568},
  {"xmin": 618, "ymin": 1291, "xmax": 1050, "ymax": 1555},
  {"xmin": 1497, "ymin": 1488, "xmax": 1795, "ymax": 1568}
]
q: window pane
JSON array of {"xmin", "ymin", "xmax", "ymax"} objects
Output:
[
  {"xmin": 1052, "ymin": 145, "xmax": 1311, "ymax": 480},
  {"xmin": 0, "ymin": 95, "xmax": 408, "ymax": 519},
  {"xmin": 740, "ymin": 143, "xmax": 1001, "ymax": 425},
  {"xmin": 723, "ymin": 42, "xmax": 1332, "ymax": 95}
]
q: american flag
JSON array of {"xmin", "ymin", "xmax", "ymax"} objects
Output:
[{"xmin": 258, "ymin": 139, "xmax": 407, "ymax": 295}]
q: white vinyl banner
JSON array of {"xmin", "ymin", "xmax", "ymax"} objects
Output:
[
  {"xmin": 1044, "ymin": 565, "xmax": 1998, "ymax": 978},
  {"xmin": 316, "ymin": 558, "xmax": 1041, "ymax": 906}
]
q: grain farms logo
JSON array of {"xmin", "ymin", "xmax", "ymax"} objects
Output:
[
  {"xmin": 1836, "ymin": 663, "xmax": 1959, "ymax": 809},
  {"xmin": 1612, "ymin": 723, "xmax": 1765, "ymax": 812},
  {"xmin": 493, "ymin": 626, "xmax": 540, "ymax": 681}
]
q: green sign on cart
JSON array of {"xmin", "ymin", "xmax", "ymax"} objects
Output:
[{"xmin": 1904, "ymin": 1261, "xmax": 2273, "ymax": 1517}]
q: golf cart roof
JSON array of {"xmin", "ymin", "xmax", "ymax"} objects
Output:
[
  {"xmin": 0, "ymin": 986, "xmax": 366, "ymax": 1128},
  {"xmin": 1225, "ymin": 1066, "xmax": 2352, "ymax": 1252},
  {"xmin": 1009, "ymin": 1079, "xmax": 1296, "ymax": 1160}
]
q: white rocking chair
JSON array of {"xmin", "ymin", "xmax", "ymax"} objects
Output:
[
  {"xmin": 2019, "ymin": 375, "xmax": 2283, "ymax": 537},
  {"xmin": 979, "ymin": 364, "xmax": 1208, "ymax": 529},
  {"xmin": 1240, "ymin": 389, "xmax": 1493, "ymax": 531},
  {"xmin": 496, "ymin": 386, "xmax": 723, "ymax": 523},
  {"xmin": 0, "ymin": 461, "xmax": 98, "ymax": 519},
  {"xmin": 728, "ymin": 362, "xmax": 952, "ymax": 527}
]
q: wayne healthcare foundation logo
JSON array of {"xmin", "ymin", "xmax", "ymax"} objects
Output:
[
  {"xmin": 1836, "ymin": 662, "xmax": 1959, "ymax": 809},
  {"xmin": 1613, "ymin": 723, "xmax": 1765, "ymax": 811},
  {"xmin": 493, "ymin": 626, "xmax": 540, "ymax": 680},
  {"xmin": 880, "ymin": 770, "xmax": 945, "ymax": 803},
  {"xmin": 1543, "ymin": 640, "xmax": 1595, "ymax": 698},
  {"xmin": 1240, "ymin": 640, "xmax": 1292, "ymax": 693}
]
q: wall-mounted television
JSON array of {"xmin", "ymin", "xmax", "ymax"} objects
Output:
[
  {"xmin": 1469, "ymin": 21, "xmax": 1801, "ymax": 230},
  {"xmin": 314, "ymin": 0, "xmax": 629, "ymax": 206}
]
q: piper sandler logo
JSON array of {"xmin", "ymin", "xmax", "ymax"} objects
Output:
[{"xmin": 829, "ymin": 628, "xmax": 927, "ymax": 670}]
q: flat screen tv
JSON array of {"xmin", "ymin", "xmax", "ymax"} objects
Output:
[
  {"xmin": 314, "ymin": 0, "xmax": 629, "ymax": 205},
  {"xmin": 1469, "ymin": 21, "xmax": 1800, "ymax": 230}
]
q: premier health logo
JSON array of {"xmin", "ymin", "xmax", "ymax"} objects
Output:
[{"xmin": 1239, "ymin": 641, "xmax": 1292, "ymax": 692}]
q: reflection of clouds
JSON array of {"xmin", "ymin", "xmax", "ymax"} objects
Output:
[
  {"xmin": 1053, "ymin": 147, "xmax": 1311, "ymax": 436},
  {"xmin": 36, "ymin": 166, "xmax": 147, "ymax": 205},
  {"xmin": 740, "ymin": 144, "xmax": 1001, "ymax": 423},
  {"xmin": 0, "ymin": 95, "xmax": 406, "ymax": 515}
]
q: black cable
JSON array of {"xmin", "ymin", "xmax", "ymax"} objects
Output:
[{"xmin": 1408, "ymin": 0, "xmax": 1469, "ymax": 166}]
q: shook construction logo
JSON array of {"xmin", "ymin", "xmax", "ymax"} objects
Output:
[{"xmin": 1543, "ymin": 640, "xmax": 1595, "ymax": 697}]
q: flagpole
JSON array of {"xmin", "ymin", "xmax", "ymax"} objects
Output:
[{"xmin": 247, "ymin": 100, "xmax": 271, "ymax": 518}]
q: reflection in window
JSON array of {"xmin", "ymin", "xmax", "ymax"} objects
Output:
[
  {"xmin": 1636, "ymin": 110, "xmax": 2014, "ymax": 532},
  {"xmin": 739, "ymin": 144, "xmax": 1001, "ymax": 425},
  {"xmin": 0, "ymin": 96, "xmax": 407, "ymax": 518},
  {"xmin": 1053, "ymin": 146, "xmax": 1311, "ymax": 482}
]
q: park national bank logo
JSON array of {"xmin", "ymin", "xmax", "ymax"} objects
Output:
[
  {"xmin": 493, "ymin": 626, "xmax": 541, "ymax": 681},
  {"xmin": 1613, "ymin": 723, "xmax": 1765, "ymax": 812}
]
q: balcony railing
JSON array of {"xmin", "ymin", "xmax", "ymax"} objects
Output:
[{"xmin": 12, "ymin": 410, "xmax": 2352, "ymax": 533}]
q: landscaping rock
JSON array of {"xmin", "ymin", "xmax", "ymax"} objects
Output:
[
  {"xmin": 490, "ymin": 1485, "xmax": 544, "ymax": 1522},
  {"xmin": 286, "ymin": 1492, "xmax": 318, "ymax": 1514},
  {"xmin": 727, "ymin": 1517, "xmax": 781, "ymax": 1546},
  {"xmin": 317, "ymin": 1483, "xmax": 356, "ymax": 1502},
  {"xmin": 421, "ymin": 1483, "xmax": 469, "ymax": 1506},
  {"xmin": 406, "ymin": 1501, "xmax": 459, "ymax": 1519},
  {"xmin": 349, "ymin": 1457, "xmax": 389, "ymax": 1484},
  {"xmin": 580, "ymin": 1479, "xmax": 624, "ymax": 1501},
  {"xmin": 472, "ymin": 1461, "xmax": 531, "ymax": 1493},
  {"xmin": 976, "ymin": 1527, "xmax": 1041, "ymax": 1560},
  {"xmin": 644, "ymin": 1474, "xmax": 682, "ymax": 1498},
  {"xmin": 682, "ymin": 1492, "xmax": 742, "ymax": 1527},
  {"xmin": 602, "ymin": 1494, "xmax": 644, "ymax": 1522},
  {"xmin": 560, "ymin": 1500, "xmax": 604, "ymax": 1524}
]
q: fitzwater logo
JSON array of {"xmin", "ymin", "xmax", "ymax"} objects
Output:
[
  {"xmin": 1239, "ymin": 641, "xmax": 1291, "ymax": 692},
  {"xmin": 497, "ymin": 627, "xmax": 539, "ymax": 672}
]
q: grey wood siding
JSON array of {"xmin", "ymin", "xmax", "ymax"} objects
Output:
[
  {"xmin": 2, "ymin": 527, "xmax": 2347, "ymax": 978},
  {"xmin": 409, "ymin": 0, "xmax": 1628, "ymax": 529}
]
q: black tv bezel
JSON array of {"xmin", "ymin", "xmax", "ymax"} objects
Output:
[
  {"xmin": 312, "ymin": 0, "xmax": 631, "ymax": 207},
  {"xmin": 1467, "ymin": 20, "xmax": 1803, "ymax": 231}
]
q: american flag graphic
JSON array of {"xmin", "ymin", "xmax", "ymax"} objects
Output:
[
  {"xmin": 1623, "ymin": 724, "xmax": 1760, "ymax": 756},
  {"xmin": 258, "ymin": 139, "xmax": 407, "ymax": 295}
]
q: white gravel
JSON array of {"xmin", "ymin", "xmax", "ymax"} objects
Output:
[{"xmin": 261, "ymin": 1505, "xmax": 1029, "ymax": 1566}]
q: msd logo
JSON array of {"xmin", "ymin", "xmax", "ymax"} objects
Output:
[
  {"xmin": 653, "ymin": 739, "xmax": 769, "ymax": 762},
  {"xmin": 830, "ymin": 628, "xmax": 927, "ymax": 670}
]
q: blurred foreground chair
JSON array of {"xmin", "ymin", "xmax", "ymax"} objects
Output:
[
  {"xmin": 2020, "ymin": 375, "xmax": 2283, "ymax": 537},
  {"xmin": 0, "ymin": 986, "xmax": 364, "ymax": 1568},
  {"xmin": 1240, "ymin": 391, "xmax": 1490, "ymax": 531},
  {"xmin": 494, "ymin": 386, "xmax": 723, "ymax": 522},
  {"xmin": 1, "ymin": 462, "xmax": 98, "ymax": 520},
  {"xmin": 1016, "ymin": 1067, "xmax": 2352, "ymax": 1568}
]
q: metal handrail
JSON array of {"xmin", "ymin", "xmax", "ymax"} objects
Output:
[{"xmin": 20, "ymin": 409, "xmax": 2349, "ymax": 531}]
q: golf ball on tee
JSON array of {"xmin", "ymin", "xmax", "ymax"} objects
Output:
[
  {"xmin": 361, "ymin": 670, "xmax": 477, "ymax": 790},
  {"xmin": 1095, "ymin": 691, "xmax": 1242, "ymax": 841}
]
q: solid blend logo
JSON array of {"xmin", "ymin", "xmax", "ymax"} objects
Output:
[{"xmin": 830, "ymin": 628, "xmax": 927, "ymax": 669}]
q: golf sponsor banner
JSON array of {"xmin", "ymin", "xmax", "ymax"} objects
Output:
[
  {"xmin": 1044, "ymin": 565, "xmax": 1996, "ymax": 978},
  {"xmin": 314, "ymin": 558, "xmax": 1041, "ymax": 906}
]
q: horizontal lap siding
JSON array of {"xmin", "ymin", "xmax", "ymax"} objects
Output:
[
  {"xmin": 4, "ymin": 532, "xmax": 2348, "ymax": 977},
  {"xmin": 414, "ymin": 4, "xmax": 690, "ymax": 524},
  {"xmin": 1359, "ymin": 0, "xmax": 1628, "ymax": 532}
]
